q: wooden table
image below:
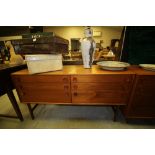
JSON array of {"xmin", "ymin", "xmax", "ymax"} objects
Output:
[
  {"xmin": 11, "ymin": 65, "xmax": 135, "ymax": 121},
  {"xmin": 0, "ymin": 63, "xmax": 27, "ymax": 121}
]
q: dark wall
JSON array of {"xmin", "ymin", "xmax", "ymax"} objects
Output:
[{"xmin": 121, "ymin": 26, "xmax": 155, "ymax": 64}]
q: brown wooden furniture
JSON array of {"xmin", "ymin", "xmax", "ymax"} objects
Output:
[
  {"xmin": 71, "ymin": 74, "xmax": 133, "ymax": 104},
  {"xmin": 11, "ymin": 65, "xmax": 135, "ymax": 121},
  {"xmin": 121, "ymin": 66, "xmax": 155, "ymax": 120},
  {"xmin": 11, "ymin": 65, "xmax": 155, "ymax": 121},
  {"xmin": 11, "ymin": 33, "xmax": 69, "ymax": 54}
]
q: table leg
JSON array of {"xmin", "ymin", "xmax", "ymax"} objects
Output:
[
  {"xmin": 27, "ymin": 104, "xmax": 35, "ymax": 120},
  {"xmin": 7, "ymin": 90, "xmax": 24, "ymax": 121},
  {"xmin": 112, "ymin": 106, "xmax": 119, "ymax": 122}
]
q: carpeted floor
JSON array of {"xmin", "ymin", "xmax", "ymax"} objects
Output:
[{"xmin": 0, "ymin": 90, "xmax": 155, "ymax": 129}]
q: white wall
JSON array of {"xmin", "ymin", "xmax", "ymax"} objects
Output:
[{"xmin": 44, "ymin": 26, "xmax": 123, "ymax": 49}]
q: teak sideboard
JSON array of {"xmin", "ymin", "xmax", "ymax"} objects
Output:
[{"xmin": 11, "ymin": 65, "xmax": 155, "ymax": 121}]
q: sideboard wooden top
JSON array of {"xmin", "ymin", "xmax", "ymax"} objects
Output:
[
  {"xmin": 12, "ymin": 65, "xmax": 136, "ymax": 75},
  {"xmin": 130, "ymin": 66, "xmax": 155, "ymax": 75},
  {"xmin": 11, "ymin": 65, "xmax": 155, "ymax": 76}
]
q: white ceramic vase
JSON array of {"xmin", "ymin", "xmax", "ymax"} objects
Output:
[{"xmin": 81, "ymin": 27, "xmax": 96, "ymax": 68}]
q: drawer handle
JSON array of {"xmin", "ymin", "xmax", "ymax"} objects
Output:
[
  {"xmin": 20, "ymin": 91, "xmax": 25, "ymax": 96},
  {"xmin": 73, "ymin": 77, "xmax": 77, "ymax": 82},
  {"xmin": 65, "ymin": 92, "xmax": 69, "ymax": 96},
  {"xmin": 73, "ymin": 92, "xmax": 77, "ymax": 96},
  {"xmin": 73, "ymin": 85, "xmax": 78, "ymax": 90},
  {"xmin": 63, "ymin": 78, "xmax": 68, "ymax": 82},
  {"xmin": 126, "ymin": 78, "xmax": 130, "ymax": 82},
  {"xmin": 64, "ymin": 85, "xmax": 69, "ymax": 90}
]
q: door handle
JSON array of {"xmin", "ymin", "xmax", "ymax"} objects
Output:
[
  {"xmin": 73, "ymin": 77, "xmax": 77, "ymax": 82},
  {"xmin": 73, "ymin": 85, "xmax": 78, "ymax": 90},
  {"xmin": 63, "ymin": 77, "xmax": 68, "ymax": 83},
  {"xmin": 64, "ymin": 85, "xmax": 69, "ymax": 90},
  {"xmin": 73, "ymin": 92, "xmax": 77, "ymax": 96}
]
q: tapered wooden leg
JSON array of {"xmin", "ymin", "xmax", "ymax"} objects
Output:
[
  {"xmin": 125, "ymin": 119, "xmax": 129, "ymax": 124},
  {"xmin": 113, "ymin": 107, "xmax": 117, "ymax": 122},
  {"xmin": 7, "ymin": 90, "xmax": 24, "ymax": 121},
  {"xmin": 27, "ymin": 104, "xmax": 35, "ymax": 120},
  {"xmin": 112, "ymin": 106, "xmax": 119, "ymax": 122}
]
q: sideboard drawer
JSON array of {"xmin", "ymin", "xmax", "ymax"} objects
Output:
[
  {"xmin": 13, "ymin": 75, "xmax": 70, "ymax": 83},
  {"xmin": 71, "ymin": 83, "xmax": 131, "ymax": 92},
  {"xmin": 72, "ymin": 90, "xmax": 128, "ymax": 104},
  {"xmin": 20, "ymin": 90, "xmax": 71, "ymax": 103},
  {"xmin": 71, "ymin": 75, "xmax": 133, "ymax": 83}
]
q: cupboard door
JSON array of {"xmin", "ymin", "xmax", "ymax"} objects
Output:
[
  {"xmin": 128, "ymin": 75, "xmax": 155, "ymax": 117},
  {"xmin": 129, "ymin": 97, "xmax": 155, "ymax": 117},
  {"xmin": 12, "ymin": 75, "xmax": 71, "ymax": 104}
]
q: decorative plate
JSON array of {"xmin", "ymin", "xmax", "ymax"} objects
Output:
[
  {"xmin": 97, "ymin": 61, "xmax": 130, "ymax": 71},
  {"xmin": 139, "ymin": 64, "xmax": 155, "ymax": 71}
]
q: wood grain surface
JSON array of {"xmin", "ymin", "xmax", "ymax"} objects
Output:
[{"xmin": 12, "ymin": 65, "xmax": 155, "ymax": 119}]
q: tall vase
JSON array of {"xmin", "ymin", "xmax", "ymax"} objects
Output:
[{"xmin": 81, "ymin": 27, "xmax": 96, "ymax": 68}]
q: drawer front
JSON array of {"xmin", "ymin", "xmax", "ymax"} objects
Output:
[
  {"xmin": 20, "ymin": 83, "xmax": 70, "ymax": 91},
  {"xmin": 71, "ymin": 90, "xmax": 128, "ymax": 104},
  {"xmin": 13, "ymin": 75, "xmax": 70, "ymax": 83},
  {"xmin": 71, "ymin": 75, "xmax": 133, "ymax": 83},
  {"xmin": 71, "ymin": 84, "xmax": 130, "ymax": 104},
  {"xmin": 16, "ymin": 84, "xmax": 71, "ymax": 103},
  {"xmin": 20, "ymin": 90, "xmax": 71, "ymax": 103},
  {"xmin": 72, "ymin": 83, "xmax": 131, "ymax": 92}
]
